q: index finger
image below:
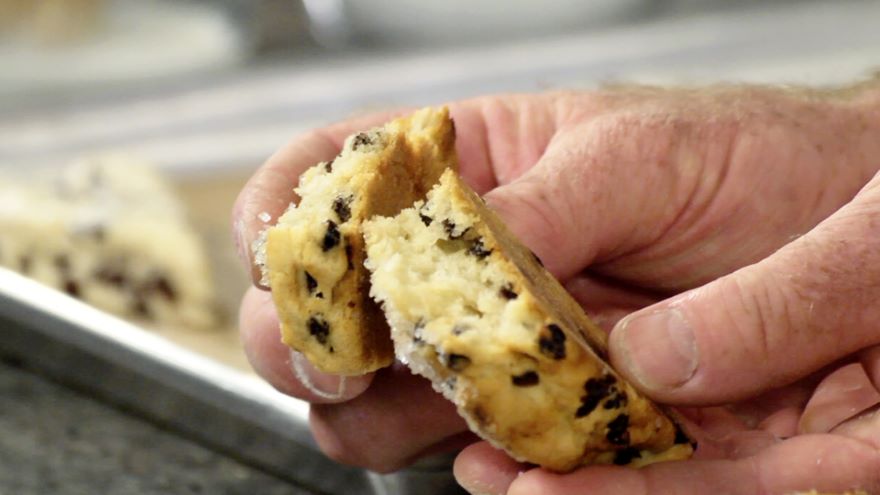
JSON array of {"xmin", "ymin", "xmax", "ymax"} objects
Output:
[{"xmin": 232, "ymin": 93, "xmax": 562, "ymax": 286}]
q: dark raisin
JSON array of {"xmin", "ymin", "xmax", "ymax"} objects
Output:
[
  {"xmin": 674, "ymin": 424, "xmax": 691, "ymax": 445},
  {"xmin": 467, "ymin": 239, "xmax": 492, "ymax": 259},
  {"xmin": 345, "ymin": 244, "xmax": 353, "ymax": 270},
  {"xmin": 442, "ymin": 219, "xmax": 456, "ymax": 236},
  {"xmin": 152, "ymin": 276, "xmax": 177, "ymax": 302},
  {"xmin": 18, "ymin": 255, "xmax": 32, "ymax": 274},
  {"xmin": 603, "ymin": 390, "xmax": 628, "ymax": 409},
  {"xmin": 471, "ymin": 405, "xmax": 489, "ymax": 427},
  {"xmin": 329, "ymin": 346, "xmax": 335, "ymax": 353},
  {"xmin": 321, "ymin": 220, "xmax": 341, "ymax": 251},
  {"xmin": 317, "ymin": 292, "xmax": 325, "ymax": 299},
  {"xmin": 132, "ymin": 296, "xmax": 150, "ymax": 317},
  {"xmin": 575, "ymin": 404, "xmax": 593, "ymax": 418},
  {"xmin": 538, "ymin": 324, "xmax": 566, "ymax": 360},
  {"xmin": 324, "ymin": 158, "xmax": 335, "ymax": 173},
  {"xmin": 307, "ymin": 316, "xmax": 330, "ymax": 345},
  {"xmin": 412, "ymin": 320, "xmax": 425, "ymax": 344},
  {"xmin": 138, "ymin": 276, "xmax": 176, "ymax": 301},
  {"xmin": 444, "ymin": 353, "xmax": 471, "ymax": 372},
  {"xmin": 419, "ymin": 213, "xmax": 433, "ymax": 226},
  {"xmin": 332, "ymin": 195, "xmax": 352, "ymax": 223},
  {"xmin": 442, "ymin": 219, "xmax": 469, "ymax": 239},
  {"xmin": 603, "ymin": 389, "xmax": 625, "ymax": 409},
  {"xmin": 451, "ymin": 324, "xmax": 469, "ymax": 335},
  {"xmin": 531, "ymin": 251, "xmax": 544, "ymax": 267},
  {"xmin": 63, "ymin": 279, "xmax": 81, "ymax": 298},
  {"xmin": 304, "ymin": 271, "xmax": 318, "ymax": 294},
  {"xmin": 351, "ymin": 132, "xmax": 373, "ymax": 150},
  {"xmin": 575, "ymin": 375, "xmax": 615, "ymax": 418},
  {"xmin": 499, "ymin": 284, "xmax": 518, "ymax": 300},
  {"xmin": 95, "ymin": 266, "xmax": 126, "ymax": 287},
  {"xmin": 511, "ymin": 371, "xmax": 539, "ymax": 387},
  {"xmin": 613, "ymin": 447, "xmax": 641, "ymax": 466},
  {"xmin": 442, "ymin": 376, "xmax": 458, "ymax": 392},
  {"xmin": 606, "ymin": 414, "xmax": 630, "ymax": 446},
  {"xmin": 53, "ymin": 255, "xmax": 70, "ymax": 272}
]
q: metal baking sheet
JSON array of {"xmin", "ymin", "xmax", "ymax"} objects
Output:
[{"xmin": 0, "ymin": 269, "xmax": 464, "ymax": 495}]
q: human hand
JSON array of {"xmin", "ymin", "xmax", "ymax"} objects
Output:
[
  {"xmin": 453, "ymin": 83, "xmax": 880, "ymax": 494},
  {"xmin": 233, "ymin": 85, "xmax": 880, "ymax": 489}
]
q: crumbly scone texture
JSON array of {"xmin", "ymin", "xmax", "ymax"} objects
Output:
[
  {"xmin": 262, "ymin": 107, "xmax": 458, "ymax": 375},
  {"xmin": 0, "ymin": 156, "xmax": 217, "ymax": 329},
  {"xmin": 364, "ymin": 169, "xmax": 694, "ymax": 471}
]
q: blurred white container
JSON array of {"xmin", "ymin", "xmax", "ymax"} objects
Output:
[
  {"xmin": 0, "ymin": 0, "xmax": 246, "ymax": 98},
  {"xmin": 311, "ymin": 0, "xmax": 647, "ymax": 46}
]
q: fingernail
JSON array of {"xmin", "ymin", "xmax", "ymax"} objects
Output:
[
  {"xmin": 233, "ymin": 219, "xmax": 251, "ymax": 268},
  {"xmin": 613, "ymin": 308, "xmax": 697, "ymax": 392},
  {"xmin": 290, "ymin": 350, "xmax": 348, "ymax": 400}
]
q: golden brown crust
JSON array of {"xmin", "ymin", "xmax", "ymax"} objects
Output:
[{"xmin": 265, "ymin": 107, "xmax": 457, "ymax": 375}]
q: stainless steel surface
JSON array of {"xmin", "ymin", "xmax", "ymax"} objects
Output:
[
  {"xmin": 0, "ymin": 267, "xmax": 467, "ymax": 494},
  {"xmin": 0, "ymin": 268, "xmax": 368, "ymax": 494}
]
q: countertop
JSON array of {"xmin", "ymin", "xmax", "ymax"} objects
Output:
[{"xmin": 0, "ymin": 357, "xmax": 311, "ymax": 495}]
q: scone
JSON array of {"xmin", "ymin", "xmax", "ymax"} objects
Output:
[
  {"xmin": 364, "ymin": 169, "xmax": 694, "ymax": 471},
  {"xmin": 260, "ymin": 107, "xmax": 458, "ymax": 375},
  {"xmin": 0, "ymin": 156, "xmax": 217, "ymax": 329}
]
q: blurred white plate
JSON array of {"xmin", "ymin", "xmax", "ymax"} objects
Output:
[{"xmin": 0, "ymin": 0, "xmax": 246, "ymax": 98}]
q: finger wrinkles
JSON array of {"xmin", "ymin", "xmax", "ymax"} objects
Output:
[
  {"xmin": 484, "ymin": 173, "xmax": 577, "ymax": 278},
  {"xmin": 701, "ymin": 187, "xmax": 880, "ymax": 397},
  {"xmin": 475, "ymin": 95, "xmax": 557, "ymax": 186},
  {"xmin": 754, "ymin": 435, "xmax": 880, "ymax": 494},
  {"xmin": 780, "ymin": 197, "xmax": 880, "ymax": 350}
]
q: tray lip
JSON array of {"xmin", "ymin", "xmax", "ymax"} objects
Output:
[{"xmin": 0, "ymin": 267, "xmax": 313, "ymax": 444}]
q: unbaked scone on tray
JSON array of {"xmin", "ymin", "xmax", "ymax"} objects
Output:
[{"xmin": 0, "ymin": 156, "xmax": 217, "ymax": 329}]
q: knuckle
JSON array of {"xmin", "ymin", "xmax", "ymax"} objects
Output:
[{"xmin": 721, "ymin": 273, "xmax": 794, "ymax": 361}]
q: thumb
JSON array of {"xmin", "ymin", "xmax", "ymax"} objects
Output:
[{"xmin": 609, "ymin": 172, "xmax": 880, "ymax": 405}]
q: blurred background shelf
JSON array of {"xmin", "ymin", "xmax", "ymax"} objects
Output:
[{"xmin": 1, "ymin": 0, "xmax": 878, "ymax": 177}]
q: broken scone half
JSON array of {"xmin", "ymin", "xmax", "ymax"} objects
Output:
[
  {"xmin": 261, "ymin": 107, "xmax": 458, "ymax": 375},
  {"xmin": 364, "ymin": 169, "xmax": 694, "ymax": 471}
]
